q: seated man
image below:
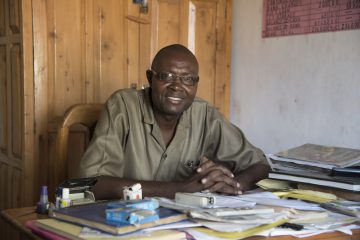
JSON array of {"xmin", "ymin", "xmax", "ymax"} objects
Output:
[{"xmin": 79, "ymin": 44, "xmax": 269, "ymax": 199}]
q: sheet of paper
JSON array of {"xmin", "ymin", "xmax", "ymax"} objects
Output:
[
  {"xmin": 265, "ymin": 224, "xmax": 360, "ymax": 238},
  {"xmin": 193, "ymin": 220, "xmax": 269, "ymax": 232},
  {"xmin": 143, "ymin": 220, "xmax": 201, "ymax": 232},
  {"xmin": 184, "ymin": 224, "xmax": 360, "ymax": 240},
  {"xmin": 238, "ymin": 192, "xmax": 323, "ymax": 211},
  {"xmin": 189, "ymin": 210, "xmax": 287, "ymax": 224}
]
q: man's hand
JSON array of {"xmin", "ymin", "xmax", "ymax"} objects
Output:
[{"xmin": 196, "ymin": 156, "xmax": 242, "ymax": 195}]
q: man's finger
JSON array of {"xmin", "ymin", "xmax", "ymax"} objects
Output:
[
  {"xmin": 197, "ymin": 157, "xmax": 234, "ymax": 177},
  {"xmin": 204, "ymin": 169, "xmax": 239, "ymax": 188},
  {"xmin": 200, "ymin": 169, "xmax": 239, "ymax": 191},
  {"xmin": 207, "ymin": 182, "xmax": 242, "ymax": 195},
  {"xmin": 198, "ymin": 163, "xmax": 234, "ymax": 178},
  {"xmin": 197, "ymin": 156, "xmax": 214, "ymax": 172}
]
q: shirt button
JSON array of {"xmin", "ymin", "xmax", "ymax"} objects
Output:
[
  {"xmin": 162, "ymin": 153, "xmax": 167, "ymax": 159},
  {"xmin": 186, "ymin": 161, "xmax": 194, "ymax": 168}
]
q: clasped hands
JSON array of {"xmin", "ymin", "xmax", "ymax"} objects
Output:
[{"xmin": 183, "ymin": 156, "xmax": 242, "ymax": 195}]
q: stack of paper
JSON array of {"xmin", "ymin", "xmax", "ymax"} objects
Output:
[
  {"xmin": 270, "ymin": 143, "xmax": 360, "ymax": 169},
  {"xmin": 266, "ymin": 143, "xmax": 360, "ymax": 192},
  {"xmin": 158, "ymin": 192, "xmax": 290, "ymax": 238}
]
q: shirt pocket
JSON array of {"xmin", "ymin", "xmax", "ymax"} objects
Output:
[{"xmin": 175, "ymin": 158, "xmax": 201, "ymax": 181}]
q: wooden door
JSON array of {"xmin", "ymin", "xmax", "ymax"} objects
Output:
[{"xmin": 0, "ymin": 0, "xmax": 34, "ymax": 238}]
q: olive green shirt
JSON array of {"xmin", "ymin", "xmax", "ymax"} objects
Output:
[{"xmin": 79, "ymin": 88, "xmax": 267, "ymax": 181}]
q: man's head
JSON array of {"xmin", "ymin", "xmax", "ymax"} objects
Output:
[{"xmin": 146, "ymin": 44, "xmax": 199, "ymax": 117}]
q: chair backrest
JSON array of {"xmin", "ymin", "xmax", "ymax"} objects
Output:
[{"xmin": 54, "ymin": 103, "xmax": 103, "ymax": 188}]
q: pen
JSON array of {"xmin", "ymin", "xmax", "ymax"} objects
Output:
[{"xmin": 279, "ymin": 222, "xmax": 304, "ymax": 231}]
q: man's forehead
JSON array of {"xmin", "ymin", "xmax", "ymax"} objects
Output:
[{"xmin": 152, "ymin": 50, "xmax": 198, "ymax": 71}]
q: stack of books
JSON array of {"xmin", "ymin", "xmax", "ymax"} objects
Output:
[
  {"xmin": 267, "ymin": 143, "xmax": 360, "ymax": 193},
  {"xmin": 27, "ymin": 200, "xmax": 189, "ymax": 240}
]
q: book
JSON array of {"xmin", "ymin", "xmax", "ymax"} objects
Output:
[
  {"xmin": 25, "ymin": 220, "xmax": 69, "ymax": 240},
  {"xmin": 34, "ymin": 218, "xmax": 187, "ymax": 240},
  {"xmin": 267, "ymin": 154, "xmax": 335, "ymax": 171},
  {"xmin": 274, "ymin": 143, "xmax": 360, "ymax": 169},
  {"xmin": 331, "ymin": 167, "xmax": 360, "ymax": 178},
  {"xmin": 268, "ymin": 170, "xmax": 360, "ymax": 192},
  {"xmin": 50, "ymin": 201, "xmax": 187, "ymax": 235},
  {"xmin": 297, "ymin": 183, "xmax": 360, "ymax": 202}
]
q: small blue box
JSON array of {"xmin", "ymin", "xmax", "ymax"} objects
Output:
[
  {"xmin": 106, "ymin": 207, "xmax": 159, "ymax": 225},
  {"xmin": 107, "ymin": 198, "xmax": 159, "ymax": 210}
]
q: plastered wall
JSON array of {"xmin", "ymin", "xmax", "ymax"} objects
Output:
[{"xmin": 230, "ymin": 0, "xmax": 360, "ymax": 153}]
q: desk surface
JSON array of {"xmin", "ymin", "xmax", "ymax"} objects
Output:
[{"xmin": 2, "ymin": 207, "xmax": 360, "ymax": 240}]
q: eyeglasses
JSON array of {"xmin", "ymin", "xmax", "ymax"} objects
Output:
[{"xmin": 151, "ymin": 70, "xmax": 199, "ymax": 86}]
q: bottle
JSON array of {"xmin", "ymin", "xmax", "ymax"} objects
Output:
[
  {"xmin": 36, "ymin": 185, "xmax": 49, "ymax": 214},
  {"xmin": 60, "ymin": 188, "xmax": 72, "ymax": 208}
]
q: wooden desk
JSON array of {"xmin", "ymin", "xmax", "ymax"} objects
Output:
[
  {"xmin": 2, "ymin": 207, "xmax": 360, "ymax": 240},
  {"xmin": 1, "ymin": 207, "xmax": 46, "ymax": 240}
]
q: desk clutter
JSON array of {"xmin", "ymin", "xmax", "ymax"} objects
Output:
[{"xmin": 28, "ymin": 183, "xmax": 360, "ymax": 239}]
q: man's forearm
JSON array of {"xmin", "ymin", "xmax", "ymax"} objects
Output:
[
  {"xmin": 234, "ymin": 163, "xmax": 270, "ymax": 192},
  {"xmin": 90, "ymin": 163, "xmax": 269, "ymax": 200},
  {"xmin": 91, "ymin": 176, "xmax": 184, "ymax": 200}
]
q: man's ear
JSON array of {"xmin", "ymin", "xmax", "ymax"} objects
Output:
[{"xmin": 146, "ymin": 70, "xmax": 153, "ymax": 85}]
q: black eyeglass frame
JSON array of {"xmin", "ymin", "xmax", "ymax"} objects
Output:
[{"xmin": 150, "ymin": 69, "xmax": 199, "ymax": 86}]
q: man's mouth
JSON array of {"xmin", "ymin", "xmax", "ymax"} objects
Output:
[{"xmin": 167, "ymin": 96, "xmax": 183, "ymax": 103}]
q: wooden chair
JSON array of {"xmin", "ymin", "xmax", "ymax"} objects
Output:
[{"xmin": 53, "ymin": 103, "xmax": 103, "ymax": 189}]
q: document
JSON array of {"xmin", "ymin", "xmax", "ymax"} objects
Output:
[
  {"xmin": 188, "ymin": 210, "xmax": 286, "ymax": 224},
  {"xmin": 237, "ymin": 192, "xmax": 323, "ymax": 211}
]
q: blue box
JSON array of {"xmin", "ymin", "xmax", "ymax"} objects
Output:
[
  {"xmin": 107, "ymin": 198, "xmax": 159, "ymax": 210},
  {"xmin": 106, "ymin": 207, "xmax": 159, "ymax": 225}
]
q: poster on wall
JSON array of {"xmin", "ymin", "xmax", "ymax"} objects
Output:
[{"xmin": 262, "ymin": 0, "xmax": 360, "ymax": 38}]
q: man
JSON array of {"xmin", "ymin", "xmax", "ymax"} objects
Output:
[{"xmin": 79, "ymin": 44, "xmax": 269, "ymax": 199}]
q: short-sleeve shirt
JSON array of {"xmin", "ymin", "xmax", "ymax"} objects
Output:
[{"xmin": 79, "ymin": 88, "xmax": 267, "ymax": 181}]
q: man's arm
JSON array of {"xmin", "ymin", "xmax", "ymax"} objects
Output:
[
  {"xmin": 91, "ymin": 160, "xmax": 269, "ymax": 200},
  {"xmin": 91, "ymin": 164, "xmax": 227, "ymax": 199},
  {"xmin": 234, "ymin": 163, "xmax": 270, "ymax": 192},
  {"xmin": 91, "ymin": 176, "xmax": 184, "ymax": 199}
]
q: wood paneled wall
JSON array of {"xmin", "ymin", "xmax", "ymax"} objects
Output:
[{"xmin": 33, "ymin": 0, "xmax": 145, "ymax": 117}]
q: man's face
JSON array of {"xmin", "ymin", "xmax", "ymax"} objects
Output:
[{"xmin": 149, "ymin": 52, "xmax": 198, "ymax": 117}]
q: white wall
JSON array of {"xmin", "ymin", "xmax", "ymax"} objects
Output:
[{"xmin": 230, "ymin": 0, "xmax": 360, "ymax": 154}]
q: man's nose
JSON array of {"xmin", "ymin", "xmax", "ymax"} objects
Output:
[
  {"xmin": 171, "ymin": 76, "xmax": 184, "ymax": 85},
  {"xmin": 169, "ymin": 77, "xmax": 184, "ymax": 90}
]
